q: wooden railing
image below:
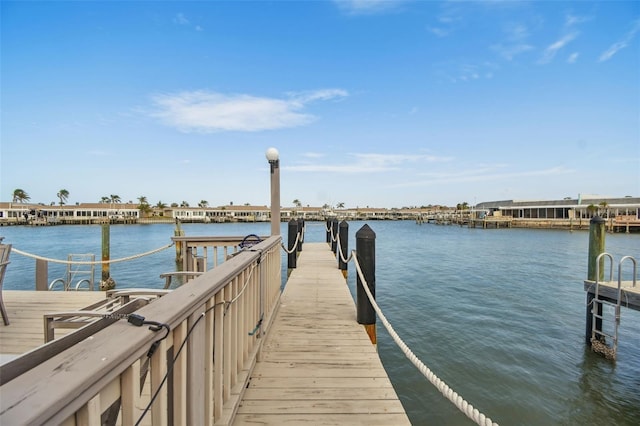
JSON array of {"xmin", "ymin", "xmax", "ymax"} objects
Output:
[
  {"xmin": 172, "ymin": 235, "xmax": 268, "ymax": 276},
  {"xmin": 0, "ymin": 236, "xmax": 282, "ymax": 425}
]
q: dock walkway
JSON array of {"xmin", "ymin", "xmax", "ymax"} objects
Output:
[{"xmin": 234, "ymin": 242, "xmax": 410, "ymax": 425}]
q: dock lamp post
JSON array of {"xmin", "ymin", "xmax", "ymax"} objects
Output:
[{"xmin": 266, "ymin": 147, "xmax": 281, "ymax": 235}]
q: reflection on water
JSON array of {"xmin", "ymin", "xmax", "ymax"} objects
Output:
[{"xmin": 1, "ymin": 221, "xmax": 638, "ymax": 425}]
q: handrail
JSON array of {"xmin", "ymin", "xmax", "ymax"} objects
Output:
[{"xmin": 0, "ymin": 236, "xmax": 282, "ymax": 425}]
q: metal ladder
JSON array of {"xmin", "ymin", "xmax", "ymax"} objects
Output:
[
  {"xmin": 49, "ymin": 253, "xmax": 96, "ymax": 291},
  {"xmin": 591, "ymin": 253, "xmax": 637, "ymax": 359}
]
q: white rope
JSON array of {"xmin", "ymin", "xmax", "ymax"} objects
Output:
[
  {"xmin": 335, "ymin": 232, "xmax": 353, "ymax": 264},
  {"xmin": 11, "ymin": 243, "xmax": 175, "ymax": 265},
  {"xmin": 351, "ymin": 251, "xmax": 499, "ymax": 426},
  {"xmin": 280, "ymin": 232, "xmax": 301, "ymax": 254}
]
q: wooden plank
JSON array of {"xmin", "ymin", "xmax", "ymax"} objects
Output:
[
  {"xmin": 584, "ymin": 280, "xmax": 640, "ymax": 311},
  {"xmin": 236, "ymin": 243, "xmax": 410, "ymax": 425},
  {"xmin": 0, "ymin": 291, "xmax": 105, "ymax": 356},
  {"xmin": 233, "ymin": 413, "xmax": 411, "ymax": 425}
]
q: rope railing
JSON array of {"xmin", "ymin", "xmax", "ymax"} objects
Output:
[
  {"xmin": 349, "ymin": 250, "xmax": 499, "ymax": 426},
  {"xmin": 280, "ymin": 223, "xmax": 306, "ymax": 255},
  {"xmin": 11, "ymin": 243, "xmax": 175, "ymax": 265},
  {"xmin": 280, "ymin": 232, "xmax": 301, "ymax": 254},
  {"xmin": 335, "ymin": 231, "xmax": 353, "ymax": 264}
]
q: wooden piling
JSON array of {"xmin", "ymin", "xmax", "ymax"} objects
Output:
[
  {"xmin": 586, "ymin": 215, "xmax": 605, "ymax": 345},
  {"xmin": 287, "ymin": 219, "xmax": 298, "ymax": 273},
  {"xmin": 331, "ymin": 219, "xmax": 339, "ymax": 254},
  {"xmin": 338, "ymin": 220, "xmax": 348, "ymax": 278},
  {"xmin": 35, "ymin": 259, "xmax": 48, "ymax": 291},
  {"xmin": 356, "ymin": 224, "xmax": 376, "ymax": 345},
  {"xmin": 174, "ymin": 219, "xmax": 184, "ymax": 264},
  {"xmin": 297, "ymin": 218, "xmax": 304, "ymax": 252},
  {"xmin": 100, "ymin": 221, "xmax": 115, "ymax": 291}
]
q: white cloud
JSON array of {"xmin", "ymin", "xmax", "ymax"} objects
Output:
[
  {"xmin": 491, "ymin": 23, "xmax": 533, "ymax": 61},
  {"xmin": 333, "ymin": 0, "xmax": 407, "ymax": 15},
  {"xmin": 565, "ymin": 14, "xmax": 591, "ymax": 27},
  {"xmin": 391, "ymin": 166, "xmax": 574, "ymax": 188},
  {"xmin": 174, "ymin": 13, "xmax": 189, "ymax": 25},
  {"xmin": 286, "ymin": 153, "xmax": 453, "ymax": 174},
  {"xmin": 437, "ymin": 61, "xmax": 499, "ymax": 83},
  {"xmin": 539, "ymin": 32, "xmax": 578, "ymax": 64},
  {"xmin": 599, "ymin": 19, "xmax": 640, "ymax": 62},
  {"xmin": 150, "ymin": 89, "xmax": 348, "ymax": 133},
  {"xmin": 567, "ymin": 52, "xmax": 579, "ymax": 64}
]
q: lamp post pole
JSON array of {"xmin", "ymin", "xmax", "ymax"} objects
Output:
[{"xmin": 266, "ymin": 148, "xmax": 281, "ymax": 236}]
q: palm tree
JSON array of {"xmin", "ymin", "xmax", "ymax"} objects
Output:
[
  {"xmin": 137, "ymin": 196, "xmax": 148, "ymax": 206},
  {"xmin": 155, "ymin": 201, "xmax": 167, "ymax": 209},
  {"xmin": 599, "ymin": 201, "xmax": 609, "ymax": 218},
  {"xmin": 293, "ymin": 199, "xmax": 302, "ymax": 207},
  {"xmin": 138, "ymin": 203, "xmax": 152, "ymax": 218},
  {"xmin": 180, "ymin": 201, "xmax": 190, "ymax": 208},
  {"xmin": 110, "ymin": 195, "xmax": 121, "ymax": 203},
  {"xmin": 100, "ymin": 196, "xmax": 111, "ymax": 203},
  {"xmin": 198, "ymin": 200, "xmax": 209, "ymax": 208},
  {"xmin": 12, "ymin": 189, "xmax": 30, "ymax": 203},
  {"xmin": 57, "ymin": 189, "xmax": 69, "ymax": 206},
  {"xmin": 336, "ymin": 202, "xmax": 345, "ymax": 209}
]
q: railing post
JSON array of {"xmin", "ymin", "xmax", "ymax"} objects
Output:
[
  {"xmin": 297, "ymin": 218, "xmax": 304, "ymax": 252},
  {"xmin": 287, "ymin": 219, "xmax": 298, "ymax": 272},
  {"xmin": 338, "ymin": 220, "xmax": 348, "ymax": 278},
  {"xmin": 35, "ymin": 259, "xmax": 48, "ymax": 291},
  {"xmin": 586, "ymin": 215, "xmax": 606, "ymax": 345},
  {"xmin": 356, "ymin": 224, "xmax": 376, "ymax": 344},
  {"xmin": 331, "ymin": 219, "xmax": 339, "ymax": 253}
]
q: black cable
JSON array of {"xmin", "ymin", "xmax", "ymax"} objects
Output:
[{"xmin": 133, "ymin": 302, "xmax": 224, "ymax": 426}]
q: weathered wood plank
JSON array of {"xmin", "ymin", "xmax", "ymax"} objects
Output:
[
  {"xmin": 235, "ymin": 243, "xmax": 410, "ymax": 425},
  {"xmin": 233, "ymin": 413, "xmax": 411, "ymax": 425},
  {"xmin": 0, "ymin": 291, "xmax": 105, "ymax": 356}
]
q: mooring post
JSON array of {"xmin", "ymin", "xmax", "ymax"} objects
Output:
[
  {"xmin": 331, "ymin": 218, "xmax": 339, "ymax": 253},
  {"xmin": 586, "ymin": 215, "xmax": 606, "ymax": 345},
  {"xmin": 326, "ymin": 219, "xmax": 332, "ymax": 244},
  {"xmin": 297, "ymin": 218, "xmax": 304, "ymax": 252},
  {"xmin": 174, "ymin": 218, "xmax": 184, "ymax": 264},
  {"xmin": 338, "ymin": 220, "xmax": 349, "ymax": 278},
  {"xmin": 287, "ymin": 218, "xmax": 298, "ymax": 272},
  {"xmin": 356, "ymin": 224, "xmax": 376, "ymax": 344},
  {"xmin": 100, "ymin": 221, "xmax": 116, "ymax": 291},
  {"xmin": 35, "ymin": 259, "xmax": 48, "ymax": 291}
]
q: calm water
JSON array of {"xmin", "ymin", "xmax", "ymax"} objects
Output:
[{"xmin": 1, "ymin": 222, "xmax": 639, "ymax": 425}]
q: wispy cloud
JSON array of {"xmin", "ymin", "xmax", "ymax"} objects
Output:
[
  {"xmin": 435, "ymin": 61, "xmax": 498, "ymax": 83},
  {"xmin": 333, "ymin": 0, "xmax": 408, "ymax": 15},
  {"xmin": 174, "ymin": 12, "xmax": 203, "ymax": 31},
  {"xmin": 567, "ymin": 52, "xmax": 579, "ymax": 64},
  {"xmin": 286, "ymin": 153, "xmax": 453, "ymax": 174},
  {"xmin": 391, "ymin": 166, "xmax": 574, "ymax": 188},
  {"xmin": 174, "ymin": 13, "xmax": 189, "ymax": 25},
  {"xmin": 539, "ymin": 32, "xmax": 578, "ymax": 64},
  {"xmin": 491, "ymin": 22, "xmax": 534, "ymax": 61},
  {"xmin": 599, "ymin": 18, "xmax": 640, "ymax": 62},
  {"xmin": 149, "ymin": 89, "xmax": 348, "ymax": 133}
]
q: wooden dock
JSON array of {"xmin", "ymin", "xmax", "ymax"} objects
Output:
[
  {"xmin": 0, "ymin": 290, "xmax": 105, "ymax": 359},
  {"xmin": 235, "ymin": 242, "xmax": 410, "ymax": 425},
  {"xmin": 584, "ymin": 280, "xmax": 640, "ymax": 311}
]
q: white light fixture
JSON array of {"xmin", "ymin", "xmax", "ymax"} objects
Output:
[{"xmin": 265, "ymin": 147, "xmax": 279, "ymax": 163}]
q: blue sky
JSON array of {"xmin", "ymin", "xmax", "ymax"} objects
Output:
[{"xmin": 1, "ymin": 0, "xmax": 638, "ymax": 208}]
